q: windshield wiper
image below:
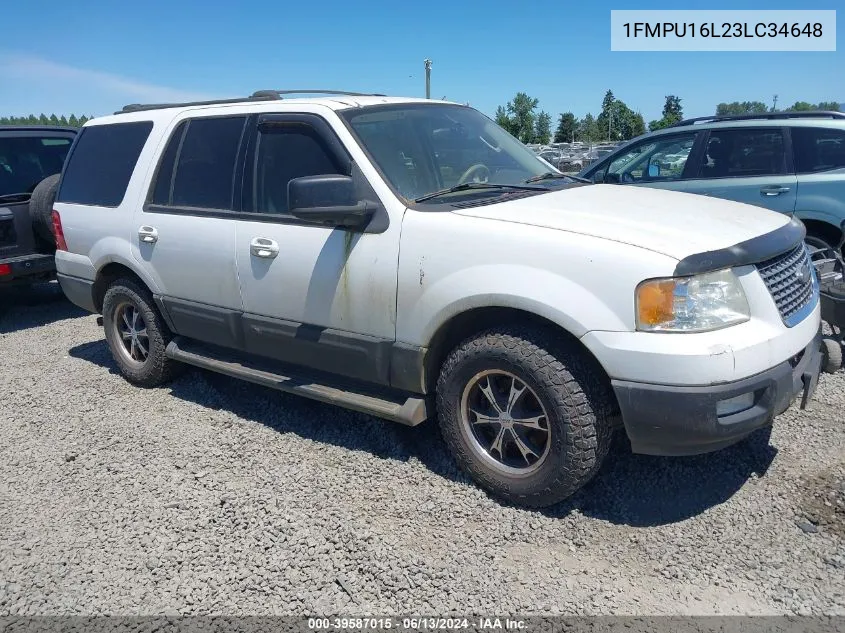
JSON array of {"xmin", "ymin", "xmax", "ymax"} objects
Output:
[
  {"xmin": 525, "ymin": 172, "xmax": 592, "ymax": 184},
  {"xmin": 0, "ymin": 193, "xmax": 31, "ymax": 203},
  {"xmin": 414, "ymin": 182, "xmax": 549, "ymax": 203}
]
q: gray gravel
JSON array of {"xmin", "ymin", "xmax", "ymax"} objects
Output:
[{"xmin": 1, "ymin": 282, "xmax": 843, "ymax": 616}]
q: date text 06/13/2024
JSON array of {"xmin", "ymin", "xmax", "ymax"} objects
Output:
[{"xmin": 307, "ymin": 617, "xmax": 527, "ymax": 630}]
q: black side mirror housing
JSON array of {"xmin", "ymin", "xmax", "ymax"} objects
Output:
[
  {"xmin": 288, "ymin": 175, "xmax": 374, "ymax": 229},
  {"xmin": 603, "ymin": 172, "xmax": 621, "ymax": 184}
]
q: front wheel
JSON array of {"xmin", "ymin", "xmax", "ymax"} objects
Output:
[
  {"xmin": 435, "ymin": 327, "xmax": 613, "ymax": 508},
  {"xmin": 102, "ymin": 278, "xmax": 181, "ymax": 387}
]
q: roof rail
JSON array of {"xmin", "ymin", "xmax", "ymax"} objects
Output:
[
  {"xmin": 670, "ymin": 110, "xmax": 845, "ymax": 127},
  {"xmin": 250, "ymin": 89, "xmax": 387, "ymax": 98},
  {"xmin": 116, "ymin": 93, "xmax": 280, "ymax": 114},
  {"xmin": 115, "ymin": 89, "xmax": 387, "ymax": 114}
]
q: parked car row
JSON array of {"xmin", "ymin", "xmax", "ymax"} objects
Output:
[
  {"xmin": 528, "ymin": 141, "xmax": 624, "ymax": 173},
  {"xmin": 33, "ymin": 90, "xmax": 829, "ymax": 508}
]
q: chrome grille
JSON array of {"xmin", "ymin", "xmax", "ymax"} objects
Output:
[{"xmin": 756, "ymin": 243, "xmax": 816, "ymax": 326}]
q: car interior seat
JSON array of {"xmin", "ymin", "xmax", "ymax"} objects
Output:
[{"xmin": 704, "ymin": 137, "xmax": 733, "ymax": 178}]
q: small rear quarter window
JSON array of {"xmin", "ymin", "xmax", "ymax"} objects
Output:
[{"xmin": 57, "ymin": 121, "xmax": 153, "ymax": 207}]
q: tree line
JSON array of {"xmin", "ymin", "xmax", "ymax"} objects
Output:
[
  {"xmin": 0, "ymin": 114, "xmax": 94, "ymax": 127},
  {"xmin": 495, "ymin": 91, "xmax": 841, "ymax": 146},
  {"xmin": 496, "ymin": 90, "xmax": 648, "ymax": 145}
]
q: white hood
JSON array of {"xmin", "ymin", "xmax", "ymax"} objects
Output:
[{"xmin": 453, "ymin": 184, "xmax": 791, "ymax": 261}]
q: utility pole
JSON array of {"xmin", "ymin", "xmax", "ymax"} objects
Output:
[
  {"xmin": 424, "ymin": 59, "xmax": 432, "ymax": 99},
  {"xmin": 772, "ymin": 94, "xmax": 779, "ymax": 112}
]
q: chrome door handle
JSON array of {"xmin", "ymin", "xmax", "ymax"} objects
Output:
[
  {"xmin": 138, "ymin": 226, "xmax": 158, "ymax": 244},
  {"xmin": 250, "ymin": 237, "xmax": 279, "ymax": 259},
  {"xmin": 760, "ymin": 186, "xmax": 790, "ymax": 197}
]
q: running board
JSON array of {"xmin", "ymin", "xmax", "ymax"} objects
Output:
[{"xmin": 165, "ymin": 338, "xmax": 428, "ymax": 426}]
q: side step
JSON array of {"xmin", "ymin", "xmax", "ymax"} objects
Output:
[{"xmin": 165, "ymin": 338, "xmax": 429, "ymax": 426}]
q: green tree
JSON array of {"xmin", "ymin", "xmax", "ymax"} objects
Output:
[
  {"xmin": 49, "ymin": 114, "xmax": 60, "ymax": 126},
  {"xmin": 38, "ymin": 113, "xmax": 49, "ymax": 125},
  {"xmin": 578, "ymin": 113, "xmax": 598, "ymax": 142},
  {"xmin": 649, "ymin": 95, "xmax": 684, "ymax": 131},
  {"xmin": 27, "ymin": 115, "xmax": 38, "ymax": 125},
  {"xmin": 505, "ymin": 92, "xmax": 540, "ymax": 143},
  {"xmin": 495, "ymin": 105, "xmax": 518, "ymax": 136},
  {"xmin": 817, "ymin": 101, "xmax": 841, "ymax": 111},
  {"xmin": 596, "ymin": 91, "xmax": 645, "ymax": 141},
  {"xmin": 553, "ymin": 112, "xmax": 577, "ymax": 143},
  {"xmin": 68, "ymin": 114, "xmax": 79, "ymax": 127},
  {"xmin": 715, "ymin": 101, "xmax": 768, "ymax": 115},
  {"xmin": 535, "ymin": 111, "xmax": 552, "ymax": 144},
  {"xmin": 59, "ymin": 115, "xmax": 68, "ymax": 126}
]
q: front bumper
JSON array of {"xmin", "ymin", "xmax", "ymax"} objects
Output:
[
  {"xmin": 612, "ymin": 331, "xmax": 822, "ymax": 456},
  {"xmin": 0, "ymin": 253, "xmax": 55, "ymax": 284}
]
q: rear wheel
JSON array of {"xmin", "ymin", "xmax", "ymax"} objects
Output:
[
  {"xmin": 102, "ymin": 278, "xmax": 181, "ymax": 387},
  {"xmin": 435, "ymin": 326, "xmax": 613, "ymax": 508}
]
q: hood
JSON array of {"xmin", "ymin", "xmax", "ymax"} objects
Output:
[{"xmin": 453, "ymin": 184, "xmax": 791, "ymax": 261}]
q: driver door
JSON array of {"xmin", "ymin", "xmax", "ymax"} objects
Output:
[
  {"xmin": 233, "ymin": 113, "xmax": 402, "ymax": 385},
  {"xmin": 599, "ymin": 131, "xmax": 703, "ymax": 192}
]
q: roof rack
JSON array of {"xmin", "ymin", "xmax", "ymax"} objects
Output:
[
  {"xmin": 116, "ymin": 89, "xmax": 386, "ymax": 114},
  {"xmin": 670, "ymin": 110, "xmax": 845, "ymax": 127}
]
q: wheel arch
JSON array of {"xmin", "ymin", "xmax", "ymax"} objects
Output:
[
  {"xmin": 422, "ymin": 305, "xmax": 617, "ymax": 412},
  {"xmin": 92, "ymin": 260, "xmax": 155, "ymax": 313}
]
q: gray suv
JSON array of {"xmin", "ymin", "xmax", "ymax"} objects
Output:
[{"xmin": 579, "ymin": 111, "xmax": 845, "ymax": 252}]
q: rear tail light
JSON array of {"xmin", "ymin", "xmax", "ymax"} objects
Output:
[
  {"xmin": 0, "ymin": 263, "xmax": 11, "ymax": 276},
  {"xmin": 52, "ymin": 210, "xmax": 68, "ymax": 251}
]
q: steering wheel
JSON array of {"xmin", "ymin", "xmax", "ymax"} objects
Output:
[{"xmin": 457, "ymin": 163, "xmax": 490, "ymax": 185}]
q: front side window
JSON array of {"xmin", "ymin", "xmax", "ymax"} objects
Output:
[
  {"xmin": 605, "ymin": 133, "xmax": 697, "ymax": 183},
  {"xmin": 253, "ymin": 124, "xmax": 344, "ymax": 214},
  {"xmin": 341, "ymin": 104, "xmax": 550, "ymax": 202},
  {"xmin": 57, "ymin": 122, "xmax": 152, "ymax": 207},
  {"xmin": 0, "ymin": 136, "xmax": 73, "ymax": 197},
  {"xmin": 151, "ymin": 116, "xmax": 247, "ymax": 210},
  {"xmin": 792, "ymin": 127, "xmax": 845, "ymax": 174},
  {"xmin": 698, "ymin": 128, "xmax": 786, "ymax": 179}
]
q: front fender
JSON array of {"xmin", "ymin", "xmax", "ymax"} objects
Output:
[{"xmin": 397, "ymin": 264, "xmax": 631, "ymax": 346}]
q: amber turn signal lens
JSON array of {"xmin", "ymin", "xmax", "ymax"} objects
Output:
[{"xmin": 636, "ymin": 280, "xmax": 676, "ymax": 327}]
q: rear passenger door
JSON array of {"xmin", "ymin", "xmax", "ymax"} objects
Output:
[
  {"xmin": 679, "ymin": 127, "xmax": 798, "ymax": 216},
  {"xmin": 791, "ymin": 126, "xmax": 845, "ymax": 239},
  {"xmin": 130, "ymin": 114, "xmax": 247, "ymax": 349}
]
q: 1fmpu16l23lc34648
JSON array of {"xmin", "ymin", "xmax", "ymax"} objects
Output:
[{"xmin": 52, "ymin": 89, "xmax": 823, "ymax": 508}]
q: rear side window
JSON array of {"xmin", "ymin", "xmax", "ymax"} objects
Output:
[
  {"xmin": 0, "ymin": 135, "xmax": 73, "ymax": 197},
  {"xmin": 698, "ymin": 128, "xmax": 786, "ymax": 179},
  {"xmin": 793, "ymin": 127, "xmax": 845, "ymax": 174},
  {"xmin": 150, "ymin": 116, "xmax": 246, "ymax": 210},
  {"xmin": 57, "ymin": 121, "xmax": 153, "ymax": 206}
]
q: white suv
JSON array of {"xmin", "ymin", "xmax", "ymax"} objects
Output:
[{"xmin": 53, "ymin": 90, "xmax": 823, "ymax": 508}]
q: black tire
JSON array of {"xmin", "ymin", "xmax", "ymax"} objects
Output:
[
  {"xmin": 821, "ymin": 336, "xmax": 843, "ymax": 374},
  {"xmin": 435, "ymin": 326, "xmax": 613, "ymax": 508},
  {"xmin": 28, "ymin": 174, "xmax": 61, "ymax": 244},
  {"xmin": 102, "ymin": 277, "xmax": 181, "ymax": 387}
]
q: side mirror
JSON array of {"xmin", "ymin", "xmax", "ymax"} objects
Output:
[
  {"xmin": 648, "ymin": 163, "xmax": 660, "ymax": 178},
  {"xmin": 288, "ymin": 175, "xmax": 374, "ymax": 229},
  {"xmin": 838, "ymin": 219, "xmax": 845, "ymax": 251},
  {"xmin": 603, "ymin": 172, "xmax": 621, "ymax": 184}
]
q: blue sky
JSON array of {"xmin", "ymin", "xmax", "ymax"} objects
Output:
[{"xmin": 0, "ymin": 0, "xmax": 841, "ymax": 122}]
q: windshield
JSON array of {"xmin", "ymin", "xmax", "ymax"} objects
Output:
[
  {"xmin": 341, "ymin": 104, "xmax": 552, "ymax": 202},
  {"xmin": 0, "ymin": 135, "xmax": 73, "ymax": 198}
]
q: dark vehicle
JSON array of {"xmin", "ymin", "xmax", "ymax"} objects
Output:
[
  {"xmin": 0, "ymin": 126, "xmax": 77, "ymax": 286},
  {"xmin": 811, "ymin": 219, "xmax": 845, "ymax": 373}
]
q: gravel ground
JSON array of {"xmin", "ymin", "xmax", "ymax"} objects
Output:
[{"xmin": 1, "ymin": 282, "xmax": 843, "ymax": 616}]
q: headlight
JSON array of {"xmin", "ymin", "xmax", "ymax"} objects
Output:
[{"xmin": 636, "ymin": 269, "xmax": 750, "ymax": 333}]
